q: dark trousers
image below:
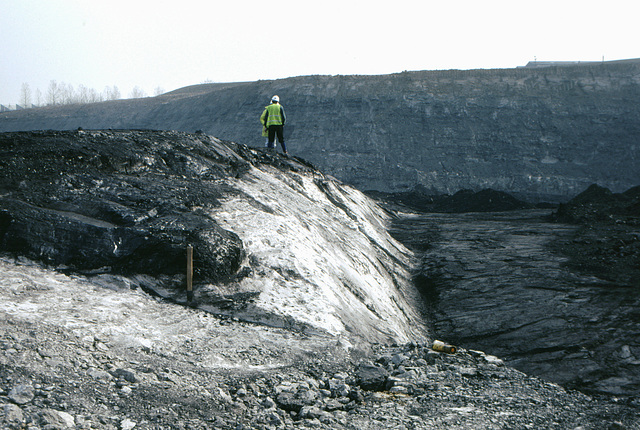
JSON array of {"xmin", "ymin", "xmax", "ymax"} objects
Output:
[{"xmin": 267, "ymin": 125, "xmax": 287, "ymax": 153}]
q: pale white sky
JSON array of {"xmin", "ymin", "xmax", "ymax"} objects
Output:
[{"xmin": 1, "ymin": 0, "xmax": 637, "ymax": 105}]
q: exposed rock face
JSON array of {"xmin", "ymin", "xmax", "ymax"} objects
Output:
[
  {"xmin": 389, "ymin": 186, "xmax": 640, "ymax": 398},
  {"xmin": 2, "ymin": 61, "xmax": 640, "ymax": 201},
  {"xmin": 0, "ymin": 130, "xmax": 246, "ymax": 281},
  {"xmin": 1, "ymin": 132, "xmax": 639, "ymax": 427},
  {"xmin": 0, "ymin": 130, "xmax": 427, "ymax": 343}
]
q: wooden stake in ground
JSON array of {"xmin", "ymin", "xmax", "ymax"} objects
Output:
[{"xmin": 186, "ymin": 244, "xmax": 194, "ymax": 302}]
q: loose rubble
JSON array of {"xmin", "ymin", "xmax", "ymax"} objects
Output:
[{"xmin": 1, "ymin": 304, "xmax": 638, "ymax": 429}]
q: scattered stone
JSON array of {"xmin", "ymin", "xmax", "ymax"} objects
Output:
[
  {"xmin": 0, "ymin": 316, "xmax": 638, "ymax": 429},
  {"xmin": 88, "ymin": 368, "xmax": 113, "ymax": 381},
  {"xmin": 110, "ymin": 368, "xmax": 138, "ymax": 383},
  {"xmin": 261, "ymin": 397, "xmax": 276, "ymax": 409},
  {"xmin": 157, "ymin": 371, "xmax": 180, "ymax": 384},
  {"xmin": 120, "ymin": 418, "xmax": 136, "ymax": 430},
  {"xmin": 299, "ymin": 405, "xmax": 324, "ymax": 420},
  {"xmin": 39, "ymin": 408, "xmax": 75, "ymax": 429},
  {"xmin": 327, "ymin": 377, "xmax": 350, "ymax": 397},
  {"xmin": 275, "ymin": 385, "xmax": 318, "ymax": 413},
  {"xmin": 356, "ymin": 362, "xmax": 389, "ymax": 391},
  {"xmin": 1, "ymin": 403, "xmax": 24, "ymax": 429},
  {"xmin": 388, "ymin": 385, "xmax": 409, "ymax": 394},
  {"xmin": 217, "ymin": 387, "xmax": 233, "ymax": 404},
  {"xmin": 458, "ymin": 366, "xmax": 479, "ymax": 377},
  {"xmin": 262, "ymin": 410, "xmax": 282, "ymax": 426},
  {"xmin": 391, "ymin": 353, "xmax": 408, "ymax": 365},
  {"xmin": 37, "ymin": 347, "xmax": 57, "ymax": 358},
  {"xmin": 95, "ymin": 342, "xmax": 110, "ymax": 352},
  {"xmin": 8, "ymin": 384, "xmax": 34, "ymax": 405}
]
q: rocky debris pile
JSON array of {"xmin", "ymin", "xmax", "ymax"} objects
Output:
[{"xmin": 2, "ymin": 310, "xmax": 638, "ymax": 430}]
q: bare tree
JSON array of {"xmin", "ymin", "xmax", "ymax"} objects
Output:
[
  {"xmin": 77, "ymin": 84, "xmax": 89, "ymax": 104},
  {"xmin": 87, "ymin": 88, "xmax": 102, "ymax": 103},
  {"xmin": 129, "ymin": 86, "xmax": 146, "ymax": 99},
  {"xmin": 103, "ymin": 85, "xmax": 121, "ymax": 101},
  {"xmin": 154, "ymin": 86, "xmax": 165, "ymax": 96},
  {"xmin": 58, "ymin": 82, "xmax": 67, "ymax": 104},
  {"xmin": 46, "ymin": 80, "xmax": 59, "ymax": 105},
  {"xmin": 35, "ymin": 89, "xmax": 43, "ymax": 106},
  {"xmin": 20, "ymin": 83, "xmax": 32, "ymax": 107},
  {"xmin": 59, "ymin": 82, "xmax": 76, "ymax": 105},
  {"xmin": 24, "ymin": 81, "xmax": 126, "ymax": 107}
]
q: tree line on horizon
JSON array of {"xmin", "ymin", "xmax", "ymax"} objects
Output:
[{"xmin": 8, "ymin": 81, "xmax": 165, "ymax": 109}]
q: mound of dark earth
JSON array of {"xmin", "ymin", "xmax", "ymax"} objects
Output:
[
  {"xmin": 554, "ymin": 183, "xmax": 640, "ymax": 225},
  {"xmin": 550, "ymin": 184, "xmax": 640, "ymax": 288},
  {"xmin": 368, "ymin": 186, "xmax": 533, "ymax": 213}
]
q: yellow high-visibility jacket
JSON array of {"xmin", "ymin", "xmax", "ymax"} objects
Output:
[{"xmin": 260, "ymin": 103, "xmax": 286, "ymax": 127}]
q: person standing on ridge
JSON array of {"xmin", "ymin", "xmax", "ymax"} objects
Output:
[{"xmin": 260, "ymin": 95, "xmax": 287, "ymax": 154}]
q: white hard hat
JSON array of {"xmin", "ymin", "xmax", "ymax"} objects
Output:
[{"xmin": 271, "ymin": 95, "xmax": 279, "ymax": 103}]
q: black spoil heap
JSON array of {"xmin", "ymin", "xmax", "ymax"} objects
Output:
[
  {"xmin": 550, "ymin": 183, "xmax": 640, "ymax": 287},
  {"xmin": 554, "ymin": 183, "xmax": 640, "ymax": 224},
  {"xmin": 0, "ymin": 130, "xmax": 250, "ymax": 282}
]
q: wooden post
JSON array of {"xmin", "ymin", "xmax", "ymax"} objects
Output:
[{"xmin": 186, "ymin": 244, "xmax": 194, "ymax": 302}]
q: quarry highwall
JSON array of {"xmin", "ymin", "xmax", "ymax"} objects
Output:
[{"xmin": 2, "ymin": 61, "xmax": 639, "ymax": 201}]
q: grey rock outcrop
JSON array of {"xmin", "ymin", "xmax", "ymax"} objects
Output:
[
  {"xmin": 0, "ymin": 129, "xmax": 427, "ymax": 343},
  {"xmin": 1, "ymin": 60, "xmax": 639, "ymax": 201},
  {"xmin": 355, "ymin": 362, "xmax": 389, "ymax": 391},
  {"xmin": 1, "ymin": 403, "xmax": 24, "ymax": 430}
]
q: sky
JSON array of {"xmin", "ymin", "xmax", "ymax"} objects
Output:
[{"xmin": 1, "ymin": 0, "xmax": 638, "ymax": 105}]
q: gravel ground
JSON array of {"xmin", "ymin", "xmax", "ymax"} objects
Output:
[{"xmin": 1, "ymin": 257, "xmax": 639, "ymax": 429}]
